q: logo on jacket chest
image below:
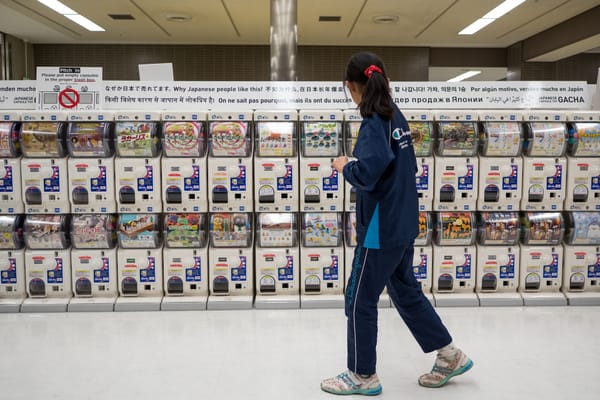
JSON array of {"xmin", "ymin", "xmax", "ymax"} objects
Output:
[{"xmin": 392, "ymin": 128, "xmax": 412, "ymax": 149}]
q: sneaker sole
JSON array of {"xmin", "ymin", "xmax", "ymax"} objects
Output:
[
  {"xmin": 321, "ymin": 385, "xmax": 383, "ymax": 396},
  {"xmin": 418, "ymin": 358, "xmax": 474, "ymax": 389}
]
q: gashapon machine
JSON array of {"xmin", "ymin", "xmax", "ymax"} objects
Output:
[
  {"xmin": 433, "ymin": 111, "xmax": 479, "ymax": 212},
  {"xmin": 114, "ymin": 214, "xmax": 163, "ymax": 311},
  {"xmin": 254, "ymin": 213, "xmax": 300, "ymax": 309},
  {"xmin": 67, "ymin": 111, "xmax": 116, "ymax": 213},
  {"xmin": 565, "ymin": 111, "xmax": 600, "ymax": 211},
  {"xmin": 0, "ymin": 215, "xmax": 25, "ymax": 312},
  {"xmin": 521, "ymin": 111, "xmax": 568, "ymax": 211},
  {"xmin": 404, "ymin": 110, "xmax": 435, "ymax": 211},
  {"xmin": 161, "ymin": 112, "xmax": 208, "ymax": 213},
  {"xmin": 0, "ymin": 112, "xmax": 23, "ymax": 214},
  {"xmin": 299, "ymin": 111, "xmax": 344, "ymax": 212},
  {"xmin": 207, "ymin": 212, "xmax": 253, "ymax": 309},
  {"xmin": 475, "ymin": 212, "xmax": 522, "ymax": 306},
  {"xmin": 21, "ymin": 215, "xmax": 72, "ymax": 312},
  {"xmin": 343, "ymin": 212, "xmax": 391, "ymax": 307},
  {"xmin": 519, "ymin": 212, "xmax": 566, "ymax": 306},
  {"xmin": 162, "ymin": 213, "xmax": 209, "ymax": 310},
  {"xmin": 433, "ymin": 111, "xmax": 479, "ymax": 211},
  {"xmin": 477, "ymin": 111, "xmax": 524, "ymax": 211},
  {"xmin": 68, "ymin": 214, "xmax": 118, "ymax": 311},
  {"xmin": 432, "ymin": 212, "xmax": 478, "ymax": 306},
  {"xmin": 342, "ymin": 109, "xmax": 361, "ymax": 212},
  {"xmin": 207, "ymin": 111, "xmax": 253, "ymax": 212},
  {"xmin": 20, "ymin": 111, "xmax": 70, "ymax": 214},
  {"xmin": 114, "ymin": 112, "xmax": 162, "ymax": 213},
  {"xmin": 413, "ymin": 212, "xmax": 434, "ymax": 305},
  {"xmin": 300, "ymin": 212, "xmax": 344, "ymax": 308},
  {"xmin": 562, "ymin": 212, "xmax": 600, "ymax": 305},
  {"xmin": 254, "ymin": 111, "xmax": 298, "ymax": 212}
]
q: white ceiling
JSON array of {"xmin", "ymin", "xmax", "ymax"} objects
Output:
[
  {"xmin": 0, "ymin": 0, "xmax": 598, "ymax": 49},
  {"xmin": 0, "ymin": 0, "xmax": 599, "ymax": 81}
]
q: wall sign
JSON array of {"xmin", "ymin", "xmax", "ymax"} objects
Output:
[{"xmin": 36, "ymin": 67, "xmax": 102, "ymax": 111}]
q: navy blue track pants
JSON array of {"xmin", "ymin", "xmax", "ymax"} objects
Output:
[{"xmin": 345, "ymin": 245, "xmax": 452, "ymax": 375}]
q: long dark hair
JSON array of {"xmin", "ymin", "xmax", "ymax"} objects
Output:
[{"xmin": 344, "ymin": 52, "xmax": 393, "ymax": 119}]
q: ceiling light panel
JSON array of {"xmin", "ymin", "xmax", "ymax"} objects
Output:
[
  {"xmin": 37, "ymin": 0, "xmax": 105, "ymax": 31},
  {"xmin": 447, "ymin": 70, "xmax": 482, "ymax": 82}
]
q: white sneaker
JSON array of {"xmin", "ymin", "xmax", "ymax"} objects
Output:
[
  {"xmin": 418, "ymin": 349, "xmax": 474, "ymax": 388},
  {"xmin": 321, "ymin": 370, "xmax": 382, "ymax": 396}
]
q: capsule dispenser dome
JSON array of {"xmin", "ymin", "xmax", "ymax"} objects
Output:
[
  {"xmin": 68, "ymin": 214, "xmax": 119, "ymax": 311},
  {"xmin": 342, "ymin": 109, "xmax": 362, "ymax": 212},
  {"xmin": 207, "ymin": 212, "xmax": 254, "ymax": 310},
  {"xmin": 562, "ymin": 211, "xmax": 600, "ymax": 305},
  {"xmin": 477, "ymin": 111, "xmax": 524, "ymax": 212},
  {"xmin": 67, "ymin": 111, "xmax": 116, "ymax": 214},
  {"xmin": 20, "ymin": 111, "xmax": 70, "ymax": 214},
  {"xmin": 114, "ymin": 213, "xmax": 164, "ymax": 311},
  {"xmin": 412, "ymin": 211, "xmax": 434, "ymax": 304},
  {"xmin": 253, "ymin": 110, "xmax": 299, "ymax": 212},
  {"xmin": 298, "ymin": 110, "xmax": 344, "ymax": 212},
  {"xmin": 518, "ymin": 211, "xmax": 567, "ymax": 306},
  {"xmin": 114, "ymin": 111, "xmax": 163, "ymax": 214},
  {"xmin": 475, "ymin": 212, "xmax": 522, "ymax": 306},
  {"xmin": 207, "ymin": 111, "xmax": 254, "ymax": 213},
  {"xmin": 0, "ymin": 111, "xmax": 24, "ymax": 214},
  {"xmin": 254, "ymin": 212, "xmax": 300, "ymax": 308},
  {"xmin": 404, "ymin": 110, "xmax": 435, "ymax": 212},
  {"xmin": 433, "ymin": 111, "xmax": 479, "ymax": 212},
  {"xmin": 0, "ymin": 215, "xmax": 26, "ymax": 311},
  {"xmin": 565, "ymin": 111, "xmax": 600, "ymax": 211},
  {"xmin": 162, "ymin": 213, "xmax": 209, "ymax": 310},
  {"xmin": 161, "ymin": 112, "xmax": 209, "ymax": 214},
  {"xmin": 299, "ymin": 212, "xmax": 344, "ymax": 308},
  {"xmin": 431, "ymin": 211, "xmax": 478, "ymax": 306},
  {"xmin": 520, "ymin": 111, "xmax": 568, "ymax": 212},
  {"xmin": 21, "ymin": 214, "xmax": 72, "ymax": 312}
]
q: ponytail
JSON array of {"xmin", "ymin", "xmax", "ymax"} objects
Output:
[{"xmin": 344, "ymin": 52, "xmax": 394, "ymax": 119}]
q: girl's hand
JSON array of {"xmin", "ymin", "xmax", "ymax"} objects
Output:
[{"xmin": 332, "ymin": 156, "xmax": 349, "ymax": 173}]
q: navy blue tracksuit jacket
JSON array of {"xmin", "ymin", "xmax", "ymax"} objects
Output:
[{"xmin": 342, "ymin": 104, "xmax": 452, "ymax": 375}]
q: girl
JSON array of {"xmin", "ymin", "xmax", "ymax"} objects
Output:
[{"xmin": 321, "ymin": 52, "xmax": 473, "ymax": 396}]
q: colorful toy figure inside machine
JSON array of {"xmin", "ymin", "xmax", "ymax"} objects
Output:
[
  {"xmin": 299, "ymin": 111, "xmax": 344, "ymax": 212},
  {"xmin": 207, "ymin": 111, "xmax": 254, "ymax": 213},
  {"xmin": 69, "ymin": 214, "xmax": 118, "ymax": 304},
  {"xmin": 114, "ymin": 112, "xmax": 162, "ymax": 213},
  {"xmin": 22, "ymin": 215, "xmax": 72, "ymax": 308},
  {"xmin": 19, "ymin": 111, "xmax": 70, "ymax": 214},
  {"xmin": 161, "ymin": 113, "xmax": 209, "ymax": 213},
  {"xmin": 162, "ymin": 213, "xmax": 209, "ymax": 307},
  {"xmin": 518, "ymin": 211, "xmax": 566, "ymax": 306},
  {"xmin": 254, "ymin": 111, "xmax": 299, "ymax": 212},
  {"xmin": 67, "ymin": 112, "xmax": 116, "ymax": 213},
  {"xmin": 433, "ymin": 111, "xmax": 479, "ymax": 212},
  {"xmin": 254, "ymin": 213, "xmax": 300, "ymax": 308},
  {"xmin": 431, "ymin": 211, "xmax": 478, "ymax": 306},
  {"xmin": 562, "ymin": 212, "xmax": 600, "ymax": 305},
  {"xmin": 299, "ymin": 212, "xmax": 344, "ymax": 308},
  {"xmin": 0, "ymin": 215, "xmax": 26, "ymax": 307},
  {"xmin": 0, "ymin": 112, "xmax": 23, "ymax": 214},
  {"xmin": 207, "ymin": 212, "xmax": 254, "ymax": 309},
  {"xmin": 565, "ymin": 112, "xmax": 600, "ymax": 211}
]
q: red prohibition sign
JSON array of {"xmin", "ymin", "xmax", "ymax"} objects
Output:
[{"xmin": 58, "ymin": 88, "xmax": 80, "ymax": 109}]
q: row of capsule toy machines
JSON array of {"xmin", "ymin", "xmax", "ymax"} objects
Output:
[
  {"xmin": 0, "ymin": 210, "xmax": 354, "ymax": 311},
  {"xmin": 412, "ymin": 210, "xmax": 600, "ymax": 306},
  {"xmin": 1, "ymin": 108, "xmax": 599, "ymax": 311}
]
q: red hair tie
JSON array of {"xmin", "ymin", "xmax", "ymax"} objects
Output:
[{"xmin": 364, "ymin": 65, "xmax": 382, "ymax": 79}]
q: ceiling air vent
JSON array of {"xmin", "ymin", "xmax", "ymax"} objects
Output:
[
  {"xmin": 108, "ymin": 14, "xmax": 135, "ymax": 20},
  {"xmin": 319, "ymin": 16, "xmax": 341, "ymax": 22}
]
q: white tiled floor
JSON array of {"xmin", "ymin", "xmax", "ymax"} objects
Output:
[{"xmin": 1, "ymin": 306, "xmax": 599, "ymax": 400}]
